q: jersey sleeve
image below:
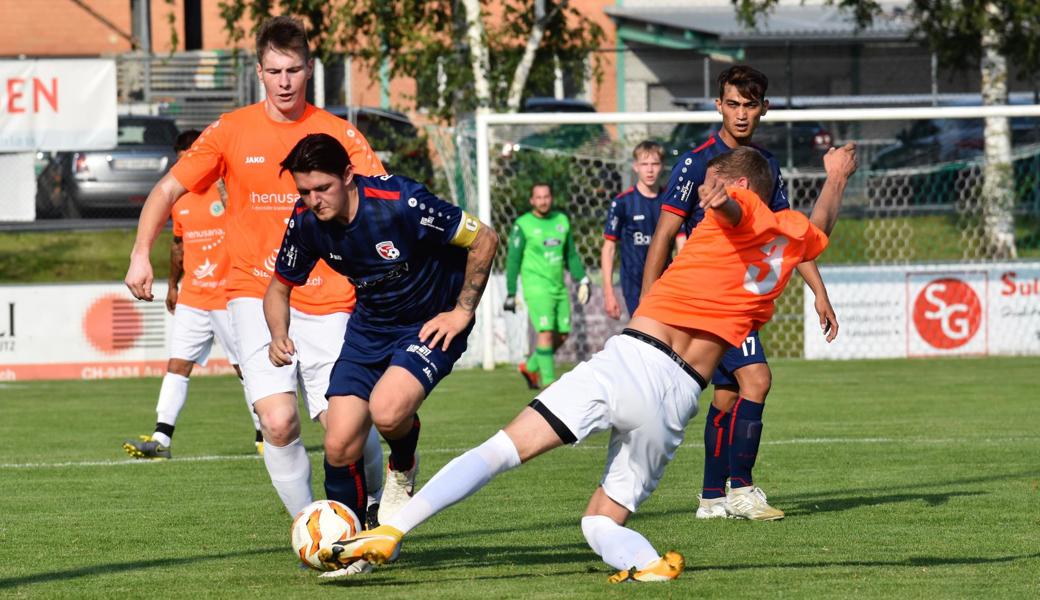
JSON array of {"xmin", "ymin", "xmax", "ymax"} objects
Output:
[
  {"xmin": 336, "ymin": 121, "xmax": 387, "ymax": 177},
  {"xmin": 661, "ymin": 152, "xmax": 706, "ymax": 219},
  {"xmin": 768, "ymin": 163, "xmax": 791, "ymax": 211},
  {"xmin": 564, "ymin": 222, "xmax": 587, "ymax": 281},
  {"xmin": 505, "ymin": 221, "xmax": 525, "ymax": 296},
  {"xmin": 274, "ymin": 203, "xmax": 320, "ymax": 287},
  {"xmin": 401, "ymin": 180, "xmax": 471, "ymax": 247},
  {"xmin": 169, "ymin": 118, "xmax": 226, "ymax": 193},
  {"xmin": 603, "ymin": 195, "xmax": 624, "ymax": 240}
]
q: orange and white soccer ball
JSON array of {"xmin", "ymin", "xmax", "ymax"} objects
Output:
[{"xmin": 290, "ymin": 499, "xmax": 362, "ymax": 571}]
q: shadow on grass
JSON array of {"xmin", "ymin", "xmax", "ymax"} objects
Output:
[
  {"xmin": 782, "ymin": 490, "xmax": 984, "ymax": 516},
  {"xmin": 0, "ymin": 546, "xmax": 284, "ymax": 591},
  {"xmin": 785, "ymin": 468, "xmax": 1040, "ymax": 503},
  {"xmin": 692, "ymin": 551, "xmax": 1040, "ymax": 574}
]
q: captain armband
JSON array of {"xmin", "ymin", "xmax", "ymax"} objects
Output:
[{"xmin": 449, "ymin": 211, "xmax": 482, "ymax": 248}]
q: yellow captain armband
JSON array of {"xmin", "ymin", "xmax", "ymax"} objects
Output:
[{"xmin": 449, "ymin": 211, "xmax": 482, "ymax": 248}]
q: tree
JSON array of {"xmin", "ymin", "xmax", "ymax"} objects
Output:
[
  {"xmin": 217, "ymin": 0, "xmax": 605, "ymax": 122},
  {"xmin": 733, "ymin": 0, "xmax": 1040, "ymax": 259}
]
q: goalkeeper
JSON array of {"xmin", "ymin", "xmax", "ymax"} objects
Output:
[{"xmin": 504, "ymin": 182, "xmax": 590, "ymax": 389}]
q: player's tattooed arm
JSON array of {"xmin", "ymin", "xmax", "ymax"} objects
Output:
[
  {"xmin": 166, "ymin": 236, "xmax": 184, "ymax": 313},
  {"xmin": 421, "ymin": 224, "xmax": 499, "ymax": 351},
  {"xmin": 457, "ymin": 225, "xmax": 499, "ymax": 313}
]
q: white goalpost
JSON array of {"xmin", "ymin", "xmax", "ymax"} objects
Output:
[{"xmin": 468, "ymin": 104, "xmax": 1040, "ymax": 369}]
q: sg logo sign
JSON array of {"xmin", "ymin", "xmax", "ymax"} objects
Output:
[{"xmin": 912, "ymin": 278, "xmax": 982, "ymax": 349}]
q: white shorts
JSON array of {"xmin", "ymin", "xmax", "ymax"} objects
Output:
[
  {"xmin": 532, "ymin": 333, "xmax": 704, "ymax": 512},
  {"xmin": 169, "ymin": 305, "xmax": 238, "ymax": 366},
  {"xmin": 229, "ymin": 297, "xmax": 349, "ymax": 421}
]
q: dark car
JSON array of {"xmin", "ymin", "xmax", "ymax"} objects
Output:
[
  {"xmin": 326, "ymin": 106, "xmax": 434, "ymax": 186},
  {"xmin": 665, "ymin": 98, "xmax": 832, "ymax": 169},
  {"xmin": 37, "ymin": 115, "xmax": 179, "ymax": 218},
  {"xmin": 870, "ymin": 100, "xmax": 1040, "ymax": 170},
  {"xmin": 501, "ymin": 97, "xmax": 610, "ymax": 157}
]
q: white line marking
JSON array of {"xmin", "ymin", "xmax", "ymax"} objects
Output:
[{"xmin": 2, "ymin": 436, "xmax": 1037, "ymax": 470}]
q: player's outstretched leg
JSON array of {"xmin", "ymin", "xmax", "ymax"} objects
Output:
[{"xmin": 582, "ymin": 490, "xmax": 685, "ymax": 584}]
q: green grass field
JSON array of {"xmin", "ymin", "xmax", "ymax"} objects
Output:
[{"xmin": 1, "ymin": 358, "xmax": 1038, "ymax": 598}]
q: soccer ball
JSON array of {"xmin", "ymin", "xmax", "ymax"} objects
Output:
[{"xmin": 290, "ymin": 499, "xmax": 362, "ymax": 571}]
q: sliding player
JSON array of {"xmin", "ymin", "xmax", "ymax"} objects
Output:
[
  {"xmin": 324, "ymin": 145, "xmax": 856, "ymax": 582},
  {"xmin": 266, "ymin": 133, "xmax": 497, "ymax": 538}
]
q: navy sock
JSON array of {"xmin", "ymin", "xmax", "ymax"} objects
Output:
[
  {"xmin": 324, "ymin": 456, "xmax": 367, "ymax": 525},
  {"xmin": 385, "ymin": 413, "xmax": 421, "ymax": 472},
  {"xmin": 702, "ymin": 405, "xmax": 730, "ymax": 499},
  {"xmin": 728, "ymin": 398, "xmax": 765, "ymax": 489}
]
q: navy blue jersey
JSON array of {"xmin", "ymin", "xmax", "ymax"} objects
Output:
[
  {"xmin": 662, "ymin": 132, "xmax": 789, "ymax": 234},
  {"xmin": 275, "ymin": 174, "xmax": 467, "ymax": 327},
  {"xmin": 603, "ymin": 185, "xmax": 664, "ymax": 306}
]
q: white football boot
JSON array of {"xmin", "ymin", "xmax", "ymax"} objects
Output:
[
  {"xmin": 317, "ymin": 559, "xmax": 373, "ymax": 579},
  {"xmin": 726, "ymin": 486, "xmax": 785, "ymax": 521},
  {"xmin": 695, "ymin": 495, "xmax": 731, "ymax": 519},
  {"xmin": 377, "ymin": 454, "xmax": 419, "ymax": 526}
]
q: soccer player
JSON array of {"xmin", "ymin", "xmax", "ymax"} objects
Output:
[
  {"xmin": 642, "ymin": 65, "xmax": 842, "ymax": 521},
  {"xmin": 324, "ymin": 145, "xmax": 857, "ymax": 582},
  {"xmin": 122, "ymin": 129, "xmax": 262, "ymax": 460},
  {"xmin": 124, "ymin": 16, "xmax": 386, "ymax": 524},
  {"xmin": 503, "ymin": 183, "xmax": 591, "ymax": 389},
  {"xmin": 601, "ymin": 141, "xmax": 665, "ymax": 319},
  {"xmin": 265, "ymin": 133, "xmax": 497, "ymax": 541}
]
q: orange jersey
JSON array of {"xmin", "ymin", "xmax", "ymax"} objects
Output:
[
  {"xmin": 169, "ymin": 102, "xmax": 384, "ymax": 314},
  {"xmin": 635, "ymin": 187, "xmax": 829, "ymax": 347},
  {"xmin": 171, "ymin": 184, "xmax": 229, "ymax": 311}
]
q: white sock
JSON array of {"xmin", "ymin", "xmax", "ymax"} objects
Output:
[
  {"xmin": 262, "ymin": 436, "xmax": 313, "ymax": 516},
  {"xmin": 155, "ymin": 373, "xmax": 190, "ymax": 429},
  {"xmin": 386, "ymin": 430, "xmax": 520, "ymax": 533},
  {"xmin": 581, "ymin": 515, "xmax": 660, "ymax": 571},
  {"xmin": 363, "ymin": 426, "xmax": 384, "ymax": 501}
]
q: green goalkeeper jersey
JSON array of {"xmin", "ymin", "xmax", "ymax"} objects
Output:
[{"xmin": 506, "ymin": 210, "xmax": 587, "ymax": 297}]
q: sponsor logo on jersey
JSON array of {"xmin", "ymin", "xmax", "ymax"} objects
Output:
[
  {"xmin": 633, "ymin": 214, "xmax": 645, "ymax": 221},
  {"xmin": 245, "ymin": 156, "xmax": 265, "ymax": 164},
  {"xmin": 422, "ymin": 366, "xmax": 434, "ymax": 382},
  {"xmin": 178, "ymin": 209, "xmax": 190, "ymax": 215},
  {"xmin": 406, "ymin": 344, "xmax": 433, "ymax": 359},
  {"xmin": 375, "ymin": 241, "xmax": 400, "ymax": 260},
  {"xmin": 184, "ymin": 228, "xmax": 224, "ymax": 240},
  {"xmin": 678, "ymin": 179, "xmax": 694, "ymax": 204},
  {"xmin": 281, "ymin": 244, "xmax": 298, "ymax": 269},
  {"xmin": 250, "ymin": 192, "xmax": 299, "ymax": 205},
  {"xmin": 264, "ymin": 249, "xmax": 279, "ymax": 272},
  {"xmin": 543, "ymin": 238, "xmax": 562, "ymax": 247},
  {"xmin": 632, "ymin": 232, "xmax": 651, "ymax": 246},
  {"xmin": 420, "ymin": 216, "xmax": 444, "ymax": 231},
  {"xmin": 329, "ymin": 253, "xmax": 342, "ymax": 261},
  {"xmin": 193, "ymin": 258, "xmax": 218, "ymax": 279}
]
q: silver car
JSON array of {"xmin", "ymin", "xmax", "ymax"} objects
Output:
[{"xmin": 39, "ymin": 116, "xmax": 178, "ymax": 218}]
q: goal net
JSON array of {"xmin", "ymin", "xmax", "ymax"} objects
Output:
[{"xmin": 450, "ymin": 105, "xmax": 1040, "ymax": 368}]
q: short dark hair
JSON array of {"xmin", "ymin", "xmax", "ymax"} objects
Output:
[
  {"xmin": 280, "ymin": 133, "xmax": 353, "ymax": 177},
  {"xmin": 632, "ymin": 140, "xmax": 664, "ymax": 161},
  {"xmin": 531, "ymin": 182, "xmax": 552, "ymax": 194},
  {"xmin": 717, "ymin": 65, "xmax": 768, "ymax": 103},
  {"xmin": 175, "ymin": 129, "xmax": 201, "ymax": 153},
  {"xmin": 256, "ymin": 16, "xmax": 310, "ymax": 63},
  {"xmin": 707, "ymin": 147, "xmax": 773, "ymax": 200}
]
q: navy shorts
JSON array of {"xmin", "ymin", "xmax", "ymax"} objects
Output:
[
  {"xmin": 712, "ymin": 330, "xmax": 768, "ymax": 387},
  {"xmin": 326, "ymin": 318, "xmax": 473, "ymax": 400}
]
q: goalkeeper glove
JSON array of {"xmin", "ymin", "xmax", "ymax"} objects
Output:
[
  {"xmin": 503, "ymin": 295, "xmax": 517, "ymax": 313},
  {"xmin": 576, "ymin": 277, "xmax": 591, "ymax": 305}
]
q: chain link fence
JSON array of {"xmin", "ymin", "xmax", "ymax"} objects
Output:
[{"xmin": 447, "ymin": 113, "xmax": 1040, "ymax": 361}]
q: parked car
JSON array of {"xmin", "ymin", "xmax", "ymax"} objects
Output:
[
  {"xmin": 501, "ymin": 97, "xmax": 609, "ymax": 157},
  {"xmin": 665, "ymin": 98, "xmax": 832, "ymax": 169},
  {"xmin": 37, "ymin": 115, "xmax": 179, "ymax": 218},
  {"xmin": 326, "ymin": 106, "xmax": 434, "ymax": 186},
  {"xmin": 871, "ymin": 99, "xmax": 1040, "ymax": 170}
]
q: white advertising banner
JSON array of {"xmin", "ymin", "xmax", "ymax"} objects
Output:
[
  {"xmin": 0, "ymin": 282, "xmax": 232, "ymax": 381},
  {"xmin": 0, "ymin": 59, "xmax": 117, "ymax": 151},
  {"xmin": 805, "ymin": 262, "xmax": 1040, "ymax": 359}
]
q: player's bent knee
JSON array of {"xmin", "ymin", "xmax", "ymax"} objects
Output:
[
  {"xmin": 369, "ymin": 405, "xmax": 412, "ymax": 437},
  {"xmin": 255, "ymin": 397, "xmax": 301, "ymax": 445},
  {"xmin": 736, "ymin": 368, "xmax": 772, "ymax": 401}
]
